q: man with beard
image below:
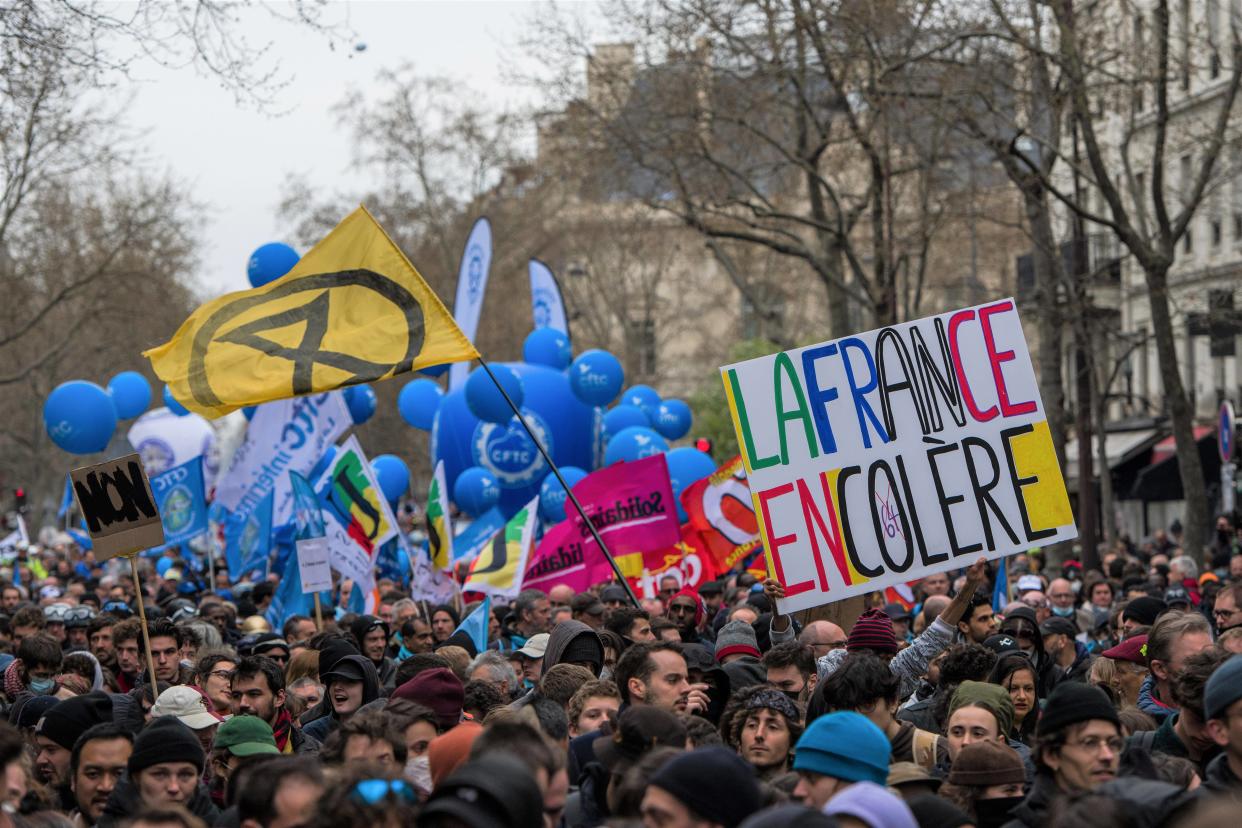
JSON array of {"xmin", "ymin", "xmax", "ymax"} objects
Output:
[
  {"xmin": 728, "ymin": 686, "xmax": 802, "ymax": 781},
  {"xmin": 110, "ymin": 619, "xmax": 144, "ymax": 694},
  {"xmin": 349, "ymin": 615, "xmax": 398, "ymax": 690},
  {"xmin": 1213, "ymin": 582, "xmax": 1242, "ymax": 635},
  {"xmin": 35, "ymin": 693, "xmax": 117, "ymax": 809},
  {"xmin": 958, "ymin": 593, "xmax": 1000, "ymax": 644},
  {"xmin": 69, "ymin": 724, "xmax": 133, "ymax": 827},
  {"xmin": 667, "ymin": 588, "xmax": 713, "ymax": 648},
  {"xmin": 229, "ymin": 656, "xmax": 319, "ymax": 755},
  {"xmin": 1005, "ymin": 683, "xmax": 1124, "ymax": 827},
  {"xmin": 88, "ymin": 614, "xmax": 119, "ymax": 673}
]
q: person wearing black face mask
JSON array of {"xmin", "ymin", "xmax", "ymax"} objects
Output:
[
  {"xmin": 1210, "ymin": 514, "xmax": 1240, "ymax": 570},
  {"xmin": 762, "ymin": 642, "xmax": 817, "ymax": 704},
  {"xmin": 940, "ymin": 739, "xmax": 1028, "ymax": 828}
]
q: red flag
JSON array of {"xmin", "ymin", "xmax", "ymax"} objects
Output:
[
  {"xmin": 680, "ymin": 455, "xmax": 765, "ymax": 576},
  {"xmin": 625, "ymin": 524, "xmax": 721, "ymax": 599}
]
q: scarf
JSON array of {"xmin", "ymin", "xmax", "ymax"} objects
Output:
[
  {"xmin": 2, "ymin": 660, "xmax": 24, "ymax": 700},
  {"xmin": 271, "ymin": 708, "xmax": 295, "ymax": 754}
]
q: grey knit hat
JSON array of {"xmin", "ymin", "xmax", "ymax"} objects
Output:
[{"xmin": 715, "ymin": 620, "xmax": 761, "ymax": 662}]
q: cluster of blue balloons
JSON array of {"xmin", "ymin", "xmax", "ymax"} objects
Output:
[
  {"xmin": 44, "ymin": 371, "xmax": 156, "ymax": 455},
  {"xmin": 391, "ymin": 327, "xmax": 710, "ymax": 524}
]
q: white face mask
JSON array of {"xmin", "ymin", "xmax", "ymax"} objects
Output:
[{"xmin": 405, "ymin": 755, "xmax": 432, "ymax": 794}]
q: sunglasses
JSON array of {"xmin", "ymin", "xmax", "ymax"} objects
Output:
[{"xmin": 352, "ymin": 779, "xmax": 417, "ymax": 805}]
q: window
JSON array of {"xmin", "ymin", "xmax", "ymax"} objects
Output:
[
  {"xmin": 1185, "ymin": 227, "xmax": 1194, "ymax": 253},
  {"xmin": 1209, "ymin": 0, "xmax": 1222, "ymax": 78},
  {"xmin": 1213, "ymin": 218, "xmax": 1223, "ymax": 247},
  {"xmin": 1134, "ymin": 14, "xmax": 1147, "ymax": 111},
  {"xmin": 630, "ymin": 318, "xmax": 657, "ymax": 377},
  {"xmin": 1181, "ymin": 155, "xmax": 1194, "ymax": 205}
]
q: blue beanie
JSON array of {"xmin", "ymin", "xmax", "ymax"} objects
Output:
[
  {"xmin": 1205, "ymin": 653, "xmax": 1242, "ymax": 721},
  {"xmin": 793, "ymin": 711, "xmax": 890, "ymax": 786}
]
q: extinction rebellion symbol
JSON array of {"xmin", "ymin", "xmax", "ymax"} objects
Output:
[{"xmin": 186, "ymin": 270, "xmax": 427, "ymax": 409}]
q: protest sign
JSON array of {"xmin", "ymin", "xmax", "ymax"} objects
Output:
[
  {"xmin": 722, "ymin": 298, "xmax": 1076, "ymax": 614},
  {"xmin": 296, "ymin": 537, "xmax": 333, "ymax": 593},
  {"xmin": 524, "ymin": 454, "xmax": 680, "ymax": 591},
  {"xmin": 150, "ymin": 456, "xmax": 208, "ymax": 546},
  {"xmin": 71, "ymin": 453, "xmax": 165, "ymax": 560},
  {"xmin": 213, "ymin": 392, "xmax": 351, "ymax": 525}
]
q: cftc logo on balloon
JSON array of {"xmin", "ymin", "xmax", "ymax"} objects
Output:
[
  {"xmin": 471, "ymin": 411, "xmax": 552, "ymax": 488},
  {"xmin": 163, "ymin": 486, "xmax": 194, "ymax": 533}
]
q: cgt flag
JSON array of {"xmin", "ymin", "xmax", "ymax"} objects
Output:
[
  {"xmin": 426, "ymin": 460, "xmax": 453, "ymax": 570},
  {"xmin": 463, "ymin": 498, "xmax": 537, "ymax": 599},
  {"xmin": 145, "ymin": 206, "xmax": 479, "ymax": 419}
]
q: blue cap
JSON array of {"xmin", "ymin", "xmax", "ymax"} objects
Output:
[
  {"xmin": 1205, "ymin": 653, "xmax": 1242, "ymax": 721},
  {"xmin": 793, "ymin": 711, "xmax": 890, "ymax": 785}
]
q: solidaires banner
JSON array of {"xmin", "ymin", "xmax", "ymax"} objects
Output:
[
  {"xmin": 722, "ymin": 298, "xmax": 1076, "ymax": 615},
  {"xmin": 145, "ymin": 206, "xmax": 480, "ymax": 419}
]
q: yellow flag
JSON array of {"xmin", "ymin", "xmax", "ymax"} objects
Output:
[{"xmin": 145, "ymin": 206, "xmax": 479, "ymax": 419}]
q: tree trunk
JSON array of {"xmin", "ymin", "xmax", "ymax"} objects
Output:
[
  {"xmin": 1145, "ymin": 263, "xmax": 1209, "ymax": 556},
  {"xmin": 1092, "ymin": 360, "xmax": 1116, "ymax": 554},
  {"xmin": 1020, "ymin": 183, "xmax": 1068, "ymax": 468},
  {"xmin": 823, "ymin": 242, "xmax": 854, "ymax": 339}
]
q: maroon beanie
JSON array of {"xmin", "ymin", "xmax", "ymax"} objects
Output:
[
  {"xmin": 846, "ymin": 608, "xmax": 899, "ymax": 655},
  {"xmin": 389, "ymin": 667, "xmax": 464, "ymax": 731}
]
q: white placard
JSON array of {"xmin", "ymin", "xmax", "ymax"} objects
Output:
[{"xmin": 296, "ymin": 537, "xmax": 332, "ymax": 594}]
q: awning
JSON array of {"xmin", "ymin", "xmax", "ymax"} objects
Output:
[
  {"xmin": 1128, "ymin": 428, "xmax": 1221, "ymax": 502},
  {"xmin": 1063, "ymin": 428, "xmax": 1162, "ymax": 487}
]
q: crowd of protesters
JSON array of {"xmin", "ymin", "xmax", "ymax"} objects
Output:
[{"xmin": 0, "ymin": 515, "xmax": 1238, "ymax": 827}]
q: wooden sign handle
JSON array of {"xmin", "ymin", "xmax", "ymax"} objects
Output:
[{"xmin": 130, "ymin": 556, "xmax": 159, "ymax": 697}]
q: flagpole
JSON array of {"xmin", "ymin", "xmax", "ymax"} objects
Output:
[{"xmin": 478, "ymin": 358, "xmax": 641, "ymax": 607}]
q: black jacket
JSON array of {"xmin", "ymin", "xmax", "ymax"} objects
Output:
[
  {"xmin": 302, "ymin": 655, "xmax": 381, "ymax": 743},
  {"xmin": 96, "ymin": 776, "xmax": 219, "ymax": 828},
  {"xmin": 1205, "ymin": 753, "xmax": 1242, "ymax": 796}
]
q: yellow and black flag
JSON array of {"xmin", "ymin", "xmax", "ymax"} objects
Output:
[{"xmin": 145, "ymin": 206, "xmax": 479, "ymax": 419}]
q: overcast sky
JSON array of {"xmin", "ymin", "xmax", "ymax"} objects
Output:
[{"xmin": 128, "ymin": 1, "xmax": 597, "ymax": 297}]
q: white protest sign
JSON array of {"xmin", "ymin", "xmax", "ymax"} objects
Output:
[
  {"xmin": 722, "ymin": 298, "xmax": 1076, "ymax": 614},
  {"xmin": 296, "ymin": 537, "xmax": 333, "ymax": 594}
]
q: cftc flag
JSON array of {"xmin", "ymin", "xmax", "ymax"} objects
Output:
[
  {"xmin": 426, "ymin": 460, "xmax": 453, "ymax": 570},
  {"xmin": 145, "ymin": 206, "xmax": 480, "ymax": 419},
  {"xmin": 463, "ymin": 498, "xmax": 537, "ymax": 599}
]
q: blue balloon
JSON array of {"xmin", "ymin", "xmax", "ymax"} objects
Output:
[
  {"xmin": 665, "ymin": 447, "xmax": 717, "ymax": 522},
  {"xmin": 247, "ymin": 242, "xmax": 299, "ymax": 288},
  {"xmin": 372, "ymin": 455, "xmax": 411, "ymax": 502},
  {"xmin": 523, "ymin": 328, "xmax": 572, "ymax": 370},
  {"xmin": 623, "ymin": 385, "xmax": 662, "ymax": 417},
  {"xmin": 434, "ymin": 363, "xmax": 599, "ymax": 519},
  {"xmin": 163, "ymin": 385, "xmax": 190, "ymax": 417},
  {"xmin": 242, "ymin": 406, "xmax": 257, "ymax": 421},
  {"xmin": 603, "ymin": 405, "xmax": 650, "ymax": 440},
  {"xmin": 653, "ymin": 399, "xmax": 693, "ymax": 441},
  {"xmin": 44, "ymin": 381, "xmax": 117, "ymax": 454},
  {"xmin": 107, "ymin": 372, "xmax": 151, "ymax": 420},
  {"xmin": 569, "ymin": 350, "xmax": 624, "ymax": 407},
  {"xmin": 465, "ymin": 365, "xmax": 524, "ymax": 424},
  {"xmin": 604, "ymin": 426, "xmax": 668, "ymax": 465},
  {"xmin": 345, "ymin": 385, "xmax": 377, "ymax": 425},
  {"xmin": 538, "ymin": 467, "xmax": 588, "ymax": 523},
  {"xmin": 397, "ymin": 379, "xmax": 443, "ymax": 431},
  {"xmin": 454, "ymin": 466, "xmax": 501, "ymax": 518}
]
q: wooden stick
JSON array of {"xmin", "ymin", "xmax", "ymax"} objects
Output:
[
  {"xmin": 130, "ymin": 556, "xmax": 159, "ymax": 693},
  {"xmin": 313, "ymin": 592, "xmax": 323, "ymax": 631}
]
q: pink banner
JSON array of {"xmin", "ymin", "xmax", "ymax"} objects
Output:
[{"xmin": 524, "ymin": 455, "xmax": 680, "ymax": 591}]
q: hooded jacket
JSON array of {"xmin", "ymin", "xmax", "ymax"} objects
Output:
[
  {"xmin": 1001, "ymin": 607, "xmax": 1057, "ymax": 698},
  {"xmin": 349, "ymin": 615, "xmax": 398, "ymax": 691},
  {"xmin": 1002, "ymin": 773, "xmax": 1196, "ymax": 828},
  {"xmin": 298, "ymin": 638, "xmax": 361, "ymax": 726},
  {"xmin": 302, "ymin": 654, "xmax": 380, "ymax": 743},
  {"xmin": 96, "ymin": 777, "xmax": 220, "ymax": 828},
  {"xmin": 1137, "ymin": 673, "xmax": 1176, "ymax": 725},
  {"xmin": 682, "ymin": 644, "xmax": 731, "ymax": 723},
  {"xmin": 543, "ymin": 620, "xmax": 604, "ymax": 675}
]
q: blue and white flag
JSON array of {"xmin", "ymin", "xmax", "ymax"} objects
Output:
[
  {"xmin": 57, "ymin": 475, "xmax": 74, "ymax": 520},
  {"xmin": 452, "ymin": 507, "xmax": 507, "ymax": 563},
  {"xmin": 992, "ymin": 554, "xmax": 1010, "ymax": 614},
  {"xmin": 529, "ymin": 259, "xmax": 569, "ymax": 335},
  {"xmin": 454, "ymin": 596, "xmax": 491, "ymax": 654},
  {"xmin": 376, "ymin": 537, "xmax": 409, "ymax": 586},
  {"xmin": 213, "ymin": 392, "xmax": 351, "ymax": 527},
  {"xmin": 448, "ymin": 218, "xmax": 492, "ymax": 391},
  {"xmin": 150, "ymin": 456, "xmax": 209, "ymax": 546},
  {"xmin": 267, "ymin": 471, "xmax": 330, "ymax": 628},
  {"xmin": 224, "ymin": 489, "xmax": 273, "ymax": 582}
]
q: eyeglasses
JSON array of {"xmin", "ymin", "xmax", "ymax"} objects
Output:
[
  {"xmin": 1067, "ymin": 736, "xmax": 1124, "ymax": 754},
  {"xmin": 208, "ymin": 669, "xmax": 235, "ymax": 681},
  {"xmin": 1213, "ymin": 608, "xmax": 1241, "ymax": 620},
  {"xmin": 1002, "ymin": 626, "xmax": 1036, "ymax": 640},
  {"xmin": 351, "ymin": 779, "xmax": 417, "ymax": 805}
]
